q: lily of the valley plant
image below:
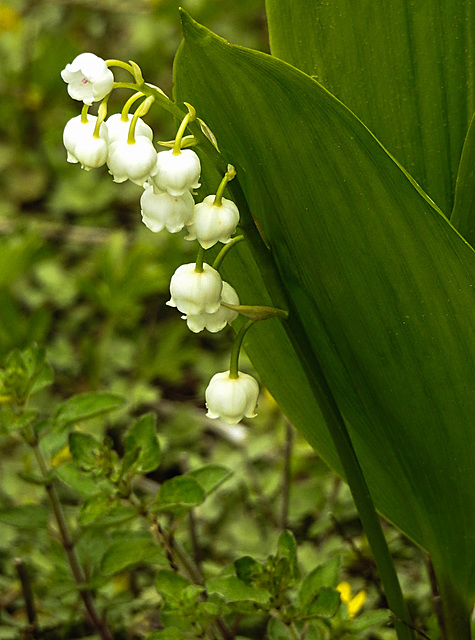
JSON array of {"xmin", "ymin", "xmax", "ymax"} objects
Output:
[{"xmin": 60, "ymin": 2, "xmax": 475, "ymax": 638}]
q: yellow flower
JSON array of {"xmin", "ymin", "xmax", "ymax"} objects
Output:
[
  {"xmin": 337, "ymin": 581, "xmax": 367, "ymax": 620},
  {"xmin": 51, "ymin": 445, "xmax": 72, "ymax": 467}
]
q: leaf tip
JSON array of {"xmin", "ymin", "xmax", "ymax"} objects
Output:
[
  {"xmin": 178, "ymin": 8, "xmax": 221, "ymax": 46},
  {"xmin": 178, "ymin": 8, "xmax": 197, "ymax": 34}
]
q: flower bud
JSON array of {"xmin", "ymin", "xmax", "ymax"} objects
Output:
[
  {"xmin": 205, "ymin": 371, "xmax": 259, "ymax": 424},
  {"xmin": 186, "ymin": 195, "xmax": 240, "ymax": 249},
  {"xmin": 61, "ymin": 53, "xmax": 114, "ymax": 105},
  {"xmin": 167, "ymin": 263, "xmax": 222, "ymax": 315},
  {"xmin": 183, "ymin": 281, "xmax": 239, "ymax": 333},
  {"xmin": 151, "ymin": 149, "xmax": 201, "ymax": 196},
  {"xmin": 140, "ymin": 186, "xmax": 194, "ymax": 233},
  {"xmin": 107, "ymin": 136, "xmax": 157, "ymax": 185}
]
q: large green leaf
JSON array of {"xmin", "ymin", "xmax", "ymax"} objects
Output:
[
  {"xmin": 173, "ymin": 13, "xmax": 475, "ymax": 625},
  {"xmin": 265, "ymin": 0, "xmax": 475, "ymax": 216}
]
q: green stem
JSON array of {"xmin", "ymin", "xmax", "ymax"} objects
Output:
[
  {"xmin": 122, "ymin": 91, "xmax": 144, "ymax": 119},
  {"xmin": 93, "ymin": 99, "xmax": 108, "ymax": 137},
  {"xmin": 229, "ymin": 319, "xmax": 255, "ymax": 378},
  {"xmin": 173, "ymin": 102, "xmax": 196, "ymax": 155},
  {"xmin": 195, "ymin": 246, "xmax": 205, "ymax": 273},
  {"xmin": 212, "ymin": 235, "xmax": 245, "ymax": 270},
  {"xmin": 106, "ymin": 59, "xmax": 136, "ymax": 76},
  {"xmin": 127, "ymin": 95, "xmax": 154, "ymax": 144},
  {"xmin": 30, "ymin": 440, "xmax": 113, "ymax": 640},
  {"xmin": 214, "ymin": 165, "xmax": 236, "ymax": 206},
  {"xmin": 80, "ymin": 103, "xmax": 89, "ymax": 124}
]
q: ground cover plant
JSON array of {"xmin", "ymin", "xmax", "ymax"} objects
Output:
[{"xmin": 0, "ymin": 1, "xmax": 474, "ymax": 639}]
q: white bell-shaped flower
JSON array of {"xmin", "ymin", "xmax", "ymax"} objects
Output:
[
  {"xmin": 150, "ymin": 148, "xmax": 201, "ymax": 196},
  {"xmin": 107, "ymin": 136, "xmax": 157, "ymax": 186},
  {"xmin": 183, "ymin": 281, "xmax": 239, "ymax": 333},
  {"xmin": 140, "ymin": 186, "xmax": 194, "ymax": 233},
  {"xmin": 167, "ymin": 263, "xmax": 222, "ymax": 315},
  {"xmin": 63, "ymin": 114, "xmax": 109, "ymax": 169},
  {"xmin": 105, "ymin": 113, "xmax": 153, "ymax": 144},
  {"xmin": 186, "ymin": 194, "xmax": 240, "ymax": 249},
  {"xmin": 61, "ymin": 53, "xmax": 114, "ymax": 105},
  {"xmin": 205, "ymin": 370, "xmax": 259, "ymax": 424}
]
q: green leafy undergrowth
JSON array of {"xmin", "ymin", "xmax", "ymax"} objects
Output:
[{"xmin": 0, "ymin": 345, "xmax": 425, "ymax": 639}]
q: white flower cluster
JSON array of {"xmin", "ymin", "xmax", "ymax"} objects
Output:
[{"xmin": 61, "ymin": 53, "xmax": 260, "ymax": 425}]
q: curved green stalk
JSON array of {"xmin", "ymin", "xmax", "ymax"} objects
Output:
[
  {"xmin": 229, "ymin": 319, "xmax": 255, "ymax": 378},
  {"xmin": 212, "ymin": 235, "xmax": 245, "ymax": 270}
]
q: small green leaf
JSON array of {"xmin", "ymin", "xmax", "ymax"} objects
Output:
[
  {"xmin": 54, "ymin": 461, "xmax": 103, "ymax": 496},
  {"xmin": 206, "ymin": 575, "xmax": 270, "ymax": 605},
  {"xmin": 277, "ymin": 530, "xmax": 300, "ymax": 581},
  {"xmin": 351, "ymin": 609, "xmax": 392, "ymax": 633},
  {"xmin": 0, "ymin": 504, "xmax": 49, "ymax": 529},
  {"xmin": 235, "ymin": 556, "xmax": 263, "ymax": 584},
  {"xmin": 267, "ymin": 617, "xmax": 293, "ymax": 640},
  {"xmin": 17, "ymin": 471, "xmax": 51, "ymax": 486},
  {"xmin": 54, "ymin": 391, "xmax": 125, "ymax": 429},
  {"xmin": 155, "ymin": 476, "xmax": 206, "ymax": 510},
  {"xmin": 155, "ymin": 569, "xmax": 191, "ymax": 598},
  {"xmin": 68, "ymin": 431, "xmax": 102, "ymax": 472},
  {"xmin": 188, "ymin": 465, "xmax": 232, "ymax": 495},
  {"xmin": 101, "ymin": 536, "xmax": 166, "ymax": 575},
  {"xmin": 78, "ymin": 493, "xmax": 115, "ymax": 526},
  {"xmin": 124, "ymin": 413, "xmax": 161, "ymax": 474},
  {"xmin": 297, "ymin": 557, "xmax": 341, "ymax": 613},
  {"xmin": 1, "ymin": 349, "xmax": 30, "ymax": 404},
  {"xmin": 350, "ymin": 609, "xmax": 392, "ymax": 632},
  {"xmin": 1, "ymin": 409, "xmax": 38, "ymax": 434},
  {"xmin": 306, "ymin": 587, "xmax": 341, "ymax": 619}
]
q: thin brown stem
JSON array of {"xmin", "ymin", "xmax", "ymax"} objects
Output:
[
  {"xmin": 425, "ymin": 555, "xmax": 446, "ymax": 639},
  {"xmin": 188, "ymin": 510, "xmax": 202, "ymax": 571},
  {"xmin": 31, "ymin": 441, "xmax": 113, "ymax": 640},
  {"xmin": 150, "ymin": 517, "xmax": 180, "ymax": 574}
]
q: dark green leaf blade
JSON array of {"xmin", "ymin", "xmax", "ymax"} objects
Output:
[
  {"xmin": 265, "ymin": 0, "xmax": 475, "ymax": 215},
  {"xmin": 0, "ymin": 505, "xmax": 49, "ymax": 528},
  {"xmin": 174, "ymin": 13, "xmax": 475, "ymax": 613},
  {"xmin": 54, "ymin": 391, "xmax": 125, "ymax": 429}
]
